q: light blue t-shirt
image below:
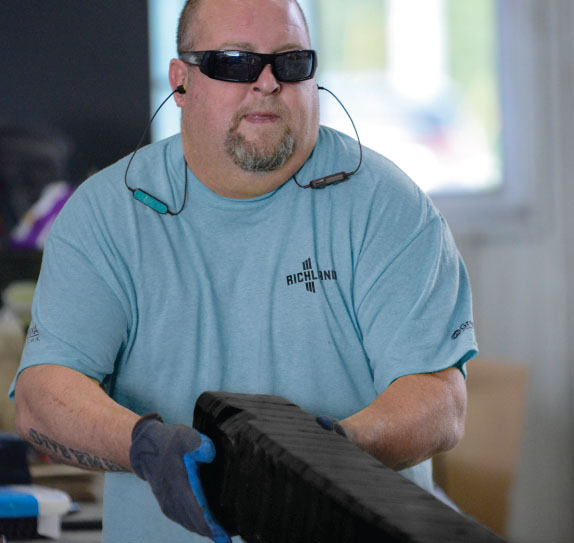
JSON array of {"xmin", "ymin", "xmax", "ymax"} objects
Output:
[{"xmin": 12, "ymin": 126, "xmax": 477, "ymax": 543}]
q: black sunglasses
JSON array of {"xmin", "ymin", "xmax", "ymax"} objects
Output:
[{"xmin": 179, "ymin": 49, "xmax": 317, "ymax": 83}]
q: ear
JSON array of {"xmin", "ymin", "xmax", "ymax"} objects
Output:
[{"xmin": 169, "ymin": 59, "xmax": 188, "ymax": 107}]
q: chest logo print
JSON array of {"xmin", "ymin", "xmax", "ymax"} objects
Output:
[{"xmin": 285, "ymin": 257, "xmax": 338, "ymax": 294}]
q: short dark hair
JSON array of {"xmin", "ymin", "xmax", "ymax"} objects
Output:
[
  {"xmin": 176, "ymin": 0, "xmax": 201, "ymax": 55},
  {"xmin": 176, "ymin": 0, "xmax": 310, "ymax": 55}
]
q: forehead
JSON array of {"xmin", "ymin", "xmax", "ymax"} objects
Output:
[{"xmin": 192, "ymin": 0, "xmax": 311, "ymax": 51}]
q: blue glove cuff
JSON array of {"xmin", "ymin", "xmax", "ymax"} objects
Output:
[{"xmin": 184, "ymin": 435, "xmax": 231, "ymax": 543}]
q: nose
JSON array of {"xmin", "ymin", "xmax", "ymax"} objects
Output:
[{"xmin": 253, "ymin": 63, "xmax": 280, "ymax": 95}]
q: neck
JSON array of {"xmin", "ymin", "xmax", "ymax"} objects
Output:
[{"xmin": 181, "ymin": 138, "xmax": 310, "ymax": 199}]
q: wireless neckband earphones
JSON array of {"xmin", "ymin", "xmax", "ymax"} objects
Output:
[
  {"xmin": 124, "ymin": 82, "xmax": 363, "ymax": 215},
  {"xmin": 124, "ymin": 84, "xmax": 188, "ymax": 215},
  {"xmin": 293, "ymin": 85, "xmax": 363, "ymax": 189}
]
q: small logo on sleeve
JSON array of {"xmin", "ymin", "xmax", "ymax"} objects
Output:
[
  {"xmin": 451, "ymin": 321, "xmax": 474, "ymax": 340},
  {"xmin": 26, "ymin": 324, "xmax": 40, "ymax": 343},
  {"xmin": 285, "ymin": 257, "xmax": 338, "ymax": 294}
]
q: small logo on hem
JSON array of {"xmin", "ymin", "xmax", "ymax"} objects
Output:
[
  {"xmin": 451, "ymin": 321, "xmax": 474, "ymax": 340},
  {"xmin": 26, "ymin": 324, "xmax": 40, "ymax": 343}
]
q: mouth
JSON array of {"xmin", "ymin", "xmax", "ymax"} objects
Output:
[{"xmin": 242, "ymin": 112, "xmax": 281, "ymax": 124}]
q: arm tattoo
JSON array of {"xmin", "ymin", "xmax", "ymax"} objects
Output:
[{"xmin": 28, "ymin": 428, "xmax": 126, "ymax": 472}]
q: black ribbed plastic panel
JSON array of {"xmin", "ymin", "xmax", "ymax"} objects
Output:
[
  {"xmin": 0, "ymin": 517, "xmax": 38, "ymax": 540},
  {"xmin": 193, "ymin": 391, "xmax": 505, "ymax": 543}
]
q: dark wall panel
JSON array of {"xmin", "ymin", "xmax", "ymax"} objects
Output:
[{"xmin": 0, "ymin": 1, "xmax": 150, "ymax": 182}]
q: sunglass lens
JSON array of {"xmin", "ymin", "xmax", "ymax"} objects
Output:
[
  {"xmin": 276, "ymin": 51, "xmax": 315, "ymax": 81},
  {"xmin": 213, "ymin": 52, "xmax": 260, "ymax": 82}
]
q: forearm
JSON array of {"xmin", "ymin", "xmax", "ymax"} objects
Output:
[
  {"xmin": 341, "ymin": 367, "xmax": 466, "ymax": 470},
  {"xmin": 14, "ymin": 365, "xmax": 140, "ymax": 471}
]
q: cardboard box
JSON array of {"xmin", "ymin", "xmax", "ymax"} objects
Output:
[
  {"xmin": 30, "ymin": 464, "xmax": 104, "ymax": 503},
  {"xmin": 433, "ymin": 359, "xmax": 529, "ymax": 536},
  {"xmin": 0, "ymin": 308, "xmax": 25, "ymax": 433}
]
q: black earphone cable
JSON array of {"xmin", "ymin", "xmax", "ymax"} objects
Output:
[
  {"xmin": 124, "ymin": 86, "xmax": 188, "ymax": 216},
  {"xmin": 293, "ymin": 85, "xmax": 363, "ymax": 189},
  {"xmin": 125, "ymin": 83, "xmax": 361, "ymax": 215}
]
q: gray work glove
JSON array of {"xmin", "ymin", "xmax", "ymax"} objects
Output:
[
  {"xmin": 129, "ymin": 414, "xmax": 231, "ymax": 543},
  {"xmin": 315, "ymin": 415, "xmax": 349, "ymax": 438}
]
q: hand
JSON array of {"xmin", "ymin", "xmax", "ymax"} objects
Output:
[
  {"xmin": 129, "ymin": 414, "xmax": 231, "ymax": 543},
  {"xmin": 315, "ymin": 415, "xmax": 349, "ymax": 438}
]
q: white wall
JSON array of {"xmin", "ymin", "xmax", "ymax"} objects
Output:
[{"xmin": 443, "ymin": 1, "xmax": 574, "ymax": 541}]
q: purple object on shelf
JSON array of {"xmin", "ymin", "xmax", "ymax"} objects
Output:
[{"xmin": 9, "ymin": 182, "xmax": 74, "ymax": 250}]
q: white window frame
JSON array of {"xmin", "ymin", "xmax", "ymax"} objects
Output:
[{"xmin": 431, "ymin": 0, "xmax": 540, "ymax": 237}]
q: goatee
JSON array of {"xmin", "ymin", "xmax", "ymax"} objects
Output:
[{"xmin": 224, "ymin": 112, "xmax": 295, "ymax": 173}]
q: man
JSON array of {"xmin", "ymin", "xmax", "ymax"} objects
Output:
[{"xmin": 11, "ymin": 0, "xmax": 477, "ymax": 542}]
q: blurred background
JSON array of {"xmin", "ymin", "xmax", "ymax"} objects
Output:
[{"xmin": 0, "ymin": 1, "xmax": 573, "ymax": 542}]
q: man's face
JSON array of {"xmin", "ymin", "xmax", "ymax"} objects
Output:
[{"xmin": 178, "ymin": 0, "xmax": 319, "ymax": 185}]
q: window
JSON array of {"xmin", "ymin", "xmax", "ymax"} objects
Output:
[
  {"xmin": 149, "ymin": 1, "xmax": 529, "ymax": 233},
  {"xmin": 310, "ymin": 0, "xmax": 502, "ymax": 197}
]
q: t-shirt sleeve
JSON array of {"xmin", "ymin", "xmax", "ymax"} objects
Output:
[
  {"xmin": 355, "ymin": 200, "xmax": 478, "ymax": 394},
  {"xmin": 9, "ymin": 202, "xmax": 129, "ymax": 398}
]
